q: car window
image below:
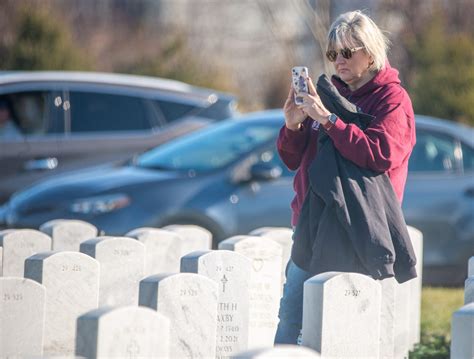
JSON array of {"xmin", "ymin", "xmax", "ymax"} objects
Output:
[
  {"xmin": 1, "ymin": 91, "xmax": 52, "ymax": 136},
  {"xmin": 153, "ymin": 99, "xmax": 197, "ymax": 124},
  {"xmin": 137, "ymin": 120, "xmax": 280, "ymax": 172},
  {"xmin": 69, "ymin": 92, "xmax": 153, "ymax": 133},
  {"xmin": 199, "ymin": 99, "xmax": 235, "ymax": 120},
  {"xmin": 461, "ymin": 142, "xmax": 474, "ymax": 172},
  {"xmin": 409, "ymin": 130, "xmax": 457, "ymax": 173}
]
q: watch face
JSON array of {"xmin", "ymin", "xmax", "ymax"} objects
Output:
[{"xmin": 329, "ymin": 113, "xmax": 337, "ymax": 124}]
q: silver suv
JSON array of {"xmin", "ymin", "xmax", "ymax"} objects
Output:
[{"xmin": 0, "ymin": 71, "xmax": 237, "ymax": 204}]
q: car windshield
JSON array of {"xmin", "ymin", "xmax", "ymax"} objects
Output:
[{"xmin": 136, "ymin": 119, "xmax": 280, "ymax": 172}]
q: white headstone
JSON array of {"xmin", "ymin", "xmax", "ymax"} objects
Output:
[
  {"xmin": 407, "ymin": 225, "xmax": 423, "ymax": 349},
  {"xmin": 24, "ymin": 251, "xmax": 99, "ymax": 355},
  {"xmin": 139, "ymin": 272, "xmax": 218, "ymax": 358},
  {"xmin": 464, "ymin": 277, "xmax": 474, "ymax": 304},
  {"xmin": 76, "ymin": 306, "xmax": 170, "ymax": 358},
  {"xmin": 0, "ymin": 229, "xmax": 51, "ymax": 276},
  {"xmin": 40, "ymin": 219, "xmax": 97, "ymax": 251},
  {"xmin": 394, "ymin": 280, "xmax": 412, "ymax": 358},
  {"xmin": 302, "ymin": 272, "xmax": 382, "ymax": 358},
  {"xmin": 450, "ymin": 303, "xmax": 474, "ymax": 359},
  {"xmin": 233, "ymin": 344, "xmax": 321, "ymax": 358},
  {"xmin": 469, "ymin": 256, "xmax": 474, "ymax": 277},
  {"xmin": 379, "ymin": 277, "xmax": 411, "ymax": 359},
  {"xmin": 181, "ymin": 250, "xmax": 251, "ymax": 359},
  {"xmin": 126, "ymin": 227, "xmax": 183, "ymax": 275},
  {"xmin": 0, "ymin": 231, "xmax": 12, "ymax": 274},
  {"xmin": 163, "ymin": 224, "xmax": 212, "ymax": 257},
  {"xmin": 248, "ymin": 227, "xmax": 293, "ymax": 293},
  {"xmin": 219, "ymin": 235, "xmax": 282, "ymax": 348},
  {"xmin": 0, "ymin": 277, "xmax": 46, "ymax": 357},
  {"xmin": 80, "ymin": 236, "xmax": 145, "ymax": 306}
]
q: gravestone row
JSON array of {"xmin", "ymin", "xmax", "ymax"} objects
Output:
[{"xmin": 1, "ymin": 220, "xmax": 437, "ymax": 359}]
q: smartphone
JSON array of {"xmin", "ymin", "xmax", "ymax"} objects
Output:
[{"xmin": 291, "ymin": 66, "xmax": 309, "ymax": 105}]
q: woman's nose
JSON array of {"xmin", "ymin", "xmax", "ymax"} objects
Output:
[{"xmin": 335, "ymin": 53, "xmax": 346, "ymax": 64}]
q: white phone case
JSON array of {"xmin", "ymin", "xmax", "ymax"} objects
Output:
[{"xmin": 292, "ymin": 66, "xmax": 309, "ymax": 105}]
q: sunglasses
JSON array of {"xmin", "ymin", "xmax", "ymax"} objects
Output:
[{"xmin": 326, "ymin": 46, "xmax": 365, "ymax": 62}]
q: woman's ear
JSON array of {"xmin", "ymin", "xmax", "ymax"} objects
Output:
[{"xmin": 368, "ymin": 57, "xmax": 375, "ymax": 69}]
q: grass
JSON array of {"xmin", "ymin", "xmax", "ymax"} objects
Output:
[
  {"xmin": 409, "ymin": 286, "xmax": 465, "ymax": 359},
  {"xmin": 420, "ymin": 286, "xmax": 464, "ymax": 337}
]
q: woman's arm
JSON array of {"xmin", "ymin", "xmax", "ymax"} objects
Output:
[{"xmin": 277, "ymin": 118, "xmax": 312, "ymax": 170}]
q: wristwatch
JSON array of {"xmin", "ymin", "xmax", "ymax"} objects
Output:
[{"xmin": 323, "ymin": 113, "xmax": 337, "ymax": 130}]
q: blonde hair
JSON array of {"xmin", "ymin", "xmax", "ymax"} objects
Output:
[{"xmin": 327, "ymin": 10, "xmax": 390, "ymax": 71}]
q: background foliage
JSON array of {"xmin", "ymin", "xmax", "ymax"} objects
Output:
[
  {"xmin": 2, "ymin": 8, "xmax": 90, "ymax": 71},
  {"xmin": 403, "ymin": 12, "xmax": 474, "ymax": 125},
  {"xmin": 0, "ymin": 0, "xmax": 473, "ymax": 123}
]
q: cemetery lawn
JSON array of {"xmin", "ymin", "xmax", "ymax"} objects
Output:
[
  {"xmin": 420, "ymin": 286, "xmax": 464, "ymax": 337},
  {"xmin": 410, "ymin": 287, "xmax": 463, "ymax": 358}
]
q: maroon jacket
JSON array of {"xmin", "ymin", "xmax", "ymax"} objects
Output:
[{"xmin": 277, "ymin": 62, "xmax": 416, "ymax": 226}]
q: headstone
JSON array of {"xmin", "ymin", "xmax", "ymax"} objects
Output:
[
  {"xmin": 126, "ymin": 227, "xmax": 183, "ymax": 275},
  {"xmin": 379, "ymin": 278, "xmax": 396, "ymax": 359},
  {"xmin": 76, "ymin": 306, "xmax": 170, "ymax": 358},
  {"xmin": 450, "ymin": 303, "xmax": 474, "ymax": 359},
  {"xmin": 0, "ymin": 231, "xmax": 13, "ymax": 273},
  {"xmin": 24, "ymin": 251, "xmax": 99, "ymax": 355},
  {"xmin": 0, "ymin": 277, "xmax": 46, "ymax": 357},
  {"xmin": 219, "ymin": 235, "xmax": 282, "ymax": 348},
  {"xmin": 465, "ymin": 277, "xmax": 474, "ymax": 304},
  {"xmin": 233, "ymin": 345, "xmax": 321, "ymax": 358},
  {"xmin": 407, "ymin": 225, "xmax": 423, "ymax": 349},
  {"xmin": 379, "ymin": 277, "xmax": 411, "ymax": 359},
  {"xmin": 302, "ymin": 272, "xmax": 382, "ymax": 357},
  {"xmin": 0, "ymin": 229, "xmax": 51, "ymax": 276},
  {"xmin": 139, "ymin": 272, "xmax": 218, "ymax": 358},
  {"xmin": 248, "ymin": 227, "xmax": 293, "ymax": 292},
  {"xmin": 40, "ymin": 219, "xmax": 97, "ymax": 251},
  {"xmin": 163, "ymin": 224, "xmax": 212, "ymax": 257},
  {"xmin": 469, "ymin": 256, "xmax": 474, "ymax": 277},
  {"xmin": 394, "ymin": 280, "xmax": 412, "ymax": 359},
  {"xmin": 181, "ymin": 250, "xmax": 251, "ymax": 359},
  {"xmin": 80, "ymin": 236, "xmax": 145, "ymax": 306}
]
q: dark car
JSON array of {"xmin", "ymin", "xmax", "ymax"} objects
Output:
[
  {"xmin": 0, "ymin": 71, "xmax": 237, "ymax": 204},
  {"xmin": 4, "ymin": 111, "xmax": 474, "ymax": 284}
]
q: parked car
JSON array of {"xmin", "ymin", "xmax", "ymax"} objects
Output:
[
  {"xmin": 0, "ymin": 71, "xmax": 238, "ymax": 204},
  {"xmin": 3, "ymin": 111, "xmax": 473, "ymax": 284}
]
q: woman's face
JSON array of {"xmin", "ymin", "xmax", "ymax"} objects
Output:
[{"xmin": 332, "ymin": 45, "xmax": 373, "ymax": 90}]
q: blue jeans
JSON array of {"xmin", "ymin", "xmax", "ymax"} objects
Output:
[{"xmin": 274, "ymin": 259, "xmax": 312, "ymax": 344}]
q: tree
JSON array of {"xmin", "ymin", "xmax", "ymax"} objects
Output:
[
  {"xmin": 1, "ymin": 7, "xmax": 90, "ymax": 70},
  {"xmin": 379, "ymin": 0, "xmax": 474, "ymax": 125},
  {"xmin": 405, "ymin": 13, "xmax": 474, "ymax": 125},
  {"xmin": 122, "ymin": 34, "xmax": 233, "ymax": 93}
]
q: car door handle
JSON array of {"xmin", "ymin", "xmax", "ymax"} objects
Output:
[
  {"xmin": 464, "ymin": 187, "xmax": 474, "ymax": 197},
  {"xmin": 23, "ymin": 158, "xmax": 58, "ymax": 171}
]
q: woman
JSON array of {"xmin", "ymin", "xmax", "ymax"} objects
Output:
[{"xmin": 275, "ymin": 10, "xmax": 416, "ymax": 344}]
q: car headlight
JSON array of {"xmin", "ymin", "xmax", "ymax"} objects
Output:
[{"xmin": 70, "ymin": 194, "xmax": 131, "ymax": 214}]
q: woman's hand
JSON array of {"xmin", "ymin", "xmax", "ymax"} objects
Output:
[
  {"xmin": 298, "ymin": 77, "xmax": 331, "ymax": 125},
  {"xmin": 283, "ymin": 86, "xmax": 306, "ymax": 131}
]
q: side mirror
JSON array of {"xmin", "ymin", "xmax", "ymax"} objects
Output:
[{"xmin": 250, "ymin": 162, "xmax": 282, "ymax": 181}]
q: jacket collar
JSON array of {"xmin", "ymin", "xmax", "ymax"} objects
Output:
[{"xmin": 331, "ymin": 60, "xmax": 401, "ymax": 99}]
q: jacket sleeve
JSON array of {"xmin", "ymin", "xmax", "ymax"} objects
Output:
[
  {"xmin": 277, "ymin": 118, "xmax": 312, "ymax": 171},
  {"xmin": 326, "ymin": 103, "xmax": 414, "ymax": 172},
  {"xmin": 276, "ymin": 118, "xmax": 312, "ymax": 171}
]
